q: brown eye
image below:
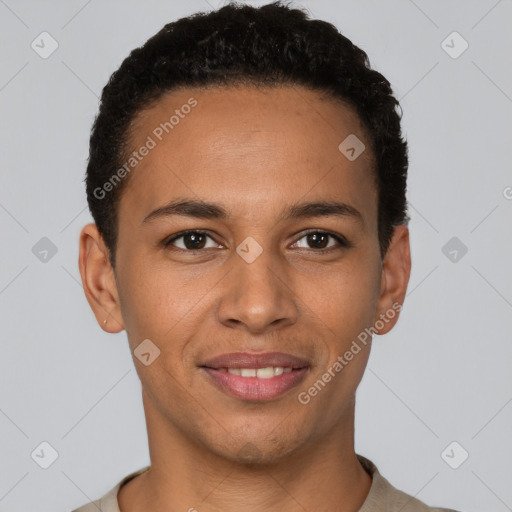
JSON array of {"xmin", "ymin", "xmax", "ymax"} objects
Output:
[
  {"xmin": 306, "ymin": 232, "xmax": 329, "ymax": 249},
  {"xmin": 165, "ymin": 230, "xmax": 217, "ymax": 251},
  {"xmin": 293, "ymin": 230, "xmax": 351, "ymax": 252}
]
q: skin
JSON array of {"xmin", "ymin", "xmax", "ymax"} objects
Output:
[{"xmin": 78, "ymin": 85, "xmax": 411, "ymax": 512}]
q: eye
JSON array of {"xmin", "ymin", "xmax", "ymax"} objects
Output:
[
  {"xmin": 163, "ymin": 229, "xmax": 351, "ymax": 254},
  {"xmin": 164, "ymin": 230, "xmax": 220, "ymax": 251},
  {"xmin": 292, "ymin": 230, "xmax": 351, "ymax": 253}
]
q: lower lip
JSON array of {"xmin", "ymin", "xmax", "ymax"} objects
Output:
[{"xmin": 201, "ymin": 367, "xmax": 309, "ymax": 402}]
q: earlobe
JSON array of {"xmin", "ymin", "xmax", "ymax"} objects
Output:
[
  {"xmin": 78, "ymin": 223, "xmax": 125, "ymax": 333},
  {"xmin": 374, "ymin": 225, "xmax": 411, "ymax": 335}
]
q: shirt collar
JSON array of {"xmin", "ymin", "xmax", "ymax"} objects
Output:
[{"xmin": 99, "ymin": 453, "xmax": 393, "ymax": 512}]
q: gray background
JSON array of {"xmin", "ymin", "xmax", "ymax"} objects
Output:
[{"xmin": 1, "ymin": 0, "xmax": 511, "ymax": 511}]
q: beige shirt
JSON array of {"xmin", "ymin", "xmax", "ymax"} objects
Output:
[{"xmin": 72, "ymin": 454, "xmax": 460, "ymax": 511}]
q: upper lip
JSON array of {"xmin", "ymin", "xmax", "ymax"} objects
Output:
[{"xmin": 201, "ymin": 351, "xmax": 310, "ymax": 369}]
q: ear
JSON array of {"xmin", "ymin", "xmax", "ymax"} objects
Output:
[
  {"xmin": 374, "ymin": 224, "xmax": 411, "ymax": 335},
  {"xmin": 78, "ymin": 223, "xmax": 125, "ymax": 333}
]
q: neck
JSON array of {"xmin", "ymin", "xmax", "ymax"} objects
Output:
[{"xmin": 118, "ymin": 391, "xmax": 372, "ymax": 512}]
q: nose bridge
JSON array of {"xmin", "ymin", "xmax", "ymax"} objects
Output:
[{"xmin": 216, "ymin": 240, "xmax": 298, "ymax": 332}]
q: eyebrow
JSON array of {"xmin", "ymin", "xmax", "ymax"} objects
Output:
[{"xmin": 142, "ymin": 198, "xmax": 363, "ymax": 225}]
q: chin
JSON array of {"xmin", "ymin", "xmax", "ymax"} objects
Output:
[{"xmin": 209, "ymin": 426, "xmax": 309, "ymax": 466}]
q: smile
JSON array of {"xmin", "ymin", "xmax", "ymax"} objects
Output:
[
  {"xmin": 221, "ymin": 366, "xmax": 292, "ymax": 378},
  {"xmin": 199, "ymin": 351, "xmax": 310, "ymax": 401}
]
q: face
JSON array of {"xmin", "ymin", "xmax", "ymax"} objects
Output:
[{"xmin": 80, "ymin": 85, "xmax": 410, "ymax": 464}]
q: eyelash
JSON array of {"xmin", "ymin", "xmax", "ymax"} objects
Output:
[{"xmin": 163, "ymin": 229, "xmax": 352, "ymax": 254}]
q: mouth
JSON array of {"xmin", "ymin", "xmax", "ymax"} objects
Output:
[{"xmin": 199, "ymin": 352, "xmax": 310, "ymax": 402}]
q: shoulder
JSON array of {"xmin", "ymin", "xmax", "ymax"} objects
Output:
[
  {"xmin": 70, "ymin": 466, "xmax": 150, "ymax": 512},
  {"xmin": 386, "ymin": 484, "xmax": 461, "ymax": 512},
  {"xmin": 71, "ymin": 499, "xmax": 103, "ymax": 512},
  {"xmin": 71, "ymin": 490, "xmax": 115, "ymax": 512},
  {"xmin": 357, "ymin": 454, "xmax": 462, "ymax": 512}
]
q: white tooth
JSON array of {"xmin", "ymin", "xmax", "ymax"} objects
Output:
[
  {"xmin": 228, "ymin": 368, "xmax": 241, "ymax": 375},
  {"xmin": 273, "ymin": 367, "xmax": 284, "ymax": 376},
  {"xmin": 256, "ymin": 367, "xmax": 275, "ymax": 379},
  {"xmin": 283, "ymin": 367, "xmax": 292, "ymax": 373},
  {"xmin": 240, "ymin": 368, "xmax": 257, "ymax": 377}
]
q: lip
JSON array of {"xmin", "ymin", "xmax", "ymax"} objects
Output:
[
  {"xmin": 199, "ymin": 352, "xmax": 310, "ymax": 402},
  {"xmin": 202, "ymin": 367, "xmax": 309, "ymax": 402},
  {"xmin": 201, "ymin": 351, "xmax": 310, "ymax": 369}
]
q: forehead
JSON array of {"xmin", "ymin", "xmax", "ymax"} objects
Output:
[{"xmin": 119, "ymin": 85, "xmax": 376, "ymax": 227}]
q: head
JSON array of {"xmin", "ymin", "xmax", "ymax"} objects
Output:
[{"xmin": 79, "ymin": 1, "xmax": 410, "ymax": 464}]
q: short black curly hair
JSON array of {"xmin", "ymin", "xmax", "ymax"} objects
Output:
[{"xmin": 85, "ymin": 0, "xmax": 408, "ymax": 271}]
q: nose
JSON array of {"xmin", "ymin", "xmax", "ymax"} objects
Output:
[{"xmin": 216, "ymin": 247, "xmax": 300, "ymax": 335}]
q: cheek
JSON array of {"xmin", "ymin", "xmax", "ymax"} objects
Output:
[
  {"xmin": 116, "ymin": 269, "xmax": 199, "ymax": 412},
  {"xmin": 303, "ymin": 257, "xmax": 382, "ymax": 344},
  {"xmin": 298, "ymin": 262, "xmax": 379, "ymax": 424},
  {"xmin": 116, "ymin": 261, "xmax": 217, "ymax": 394},
  {"xmin": 116, "ymin": 259, "xmax": 196, "ymax": 339}
]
